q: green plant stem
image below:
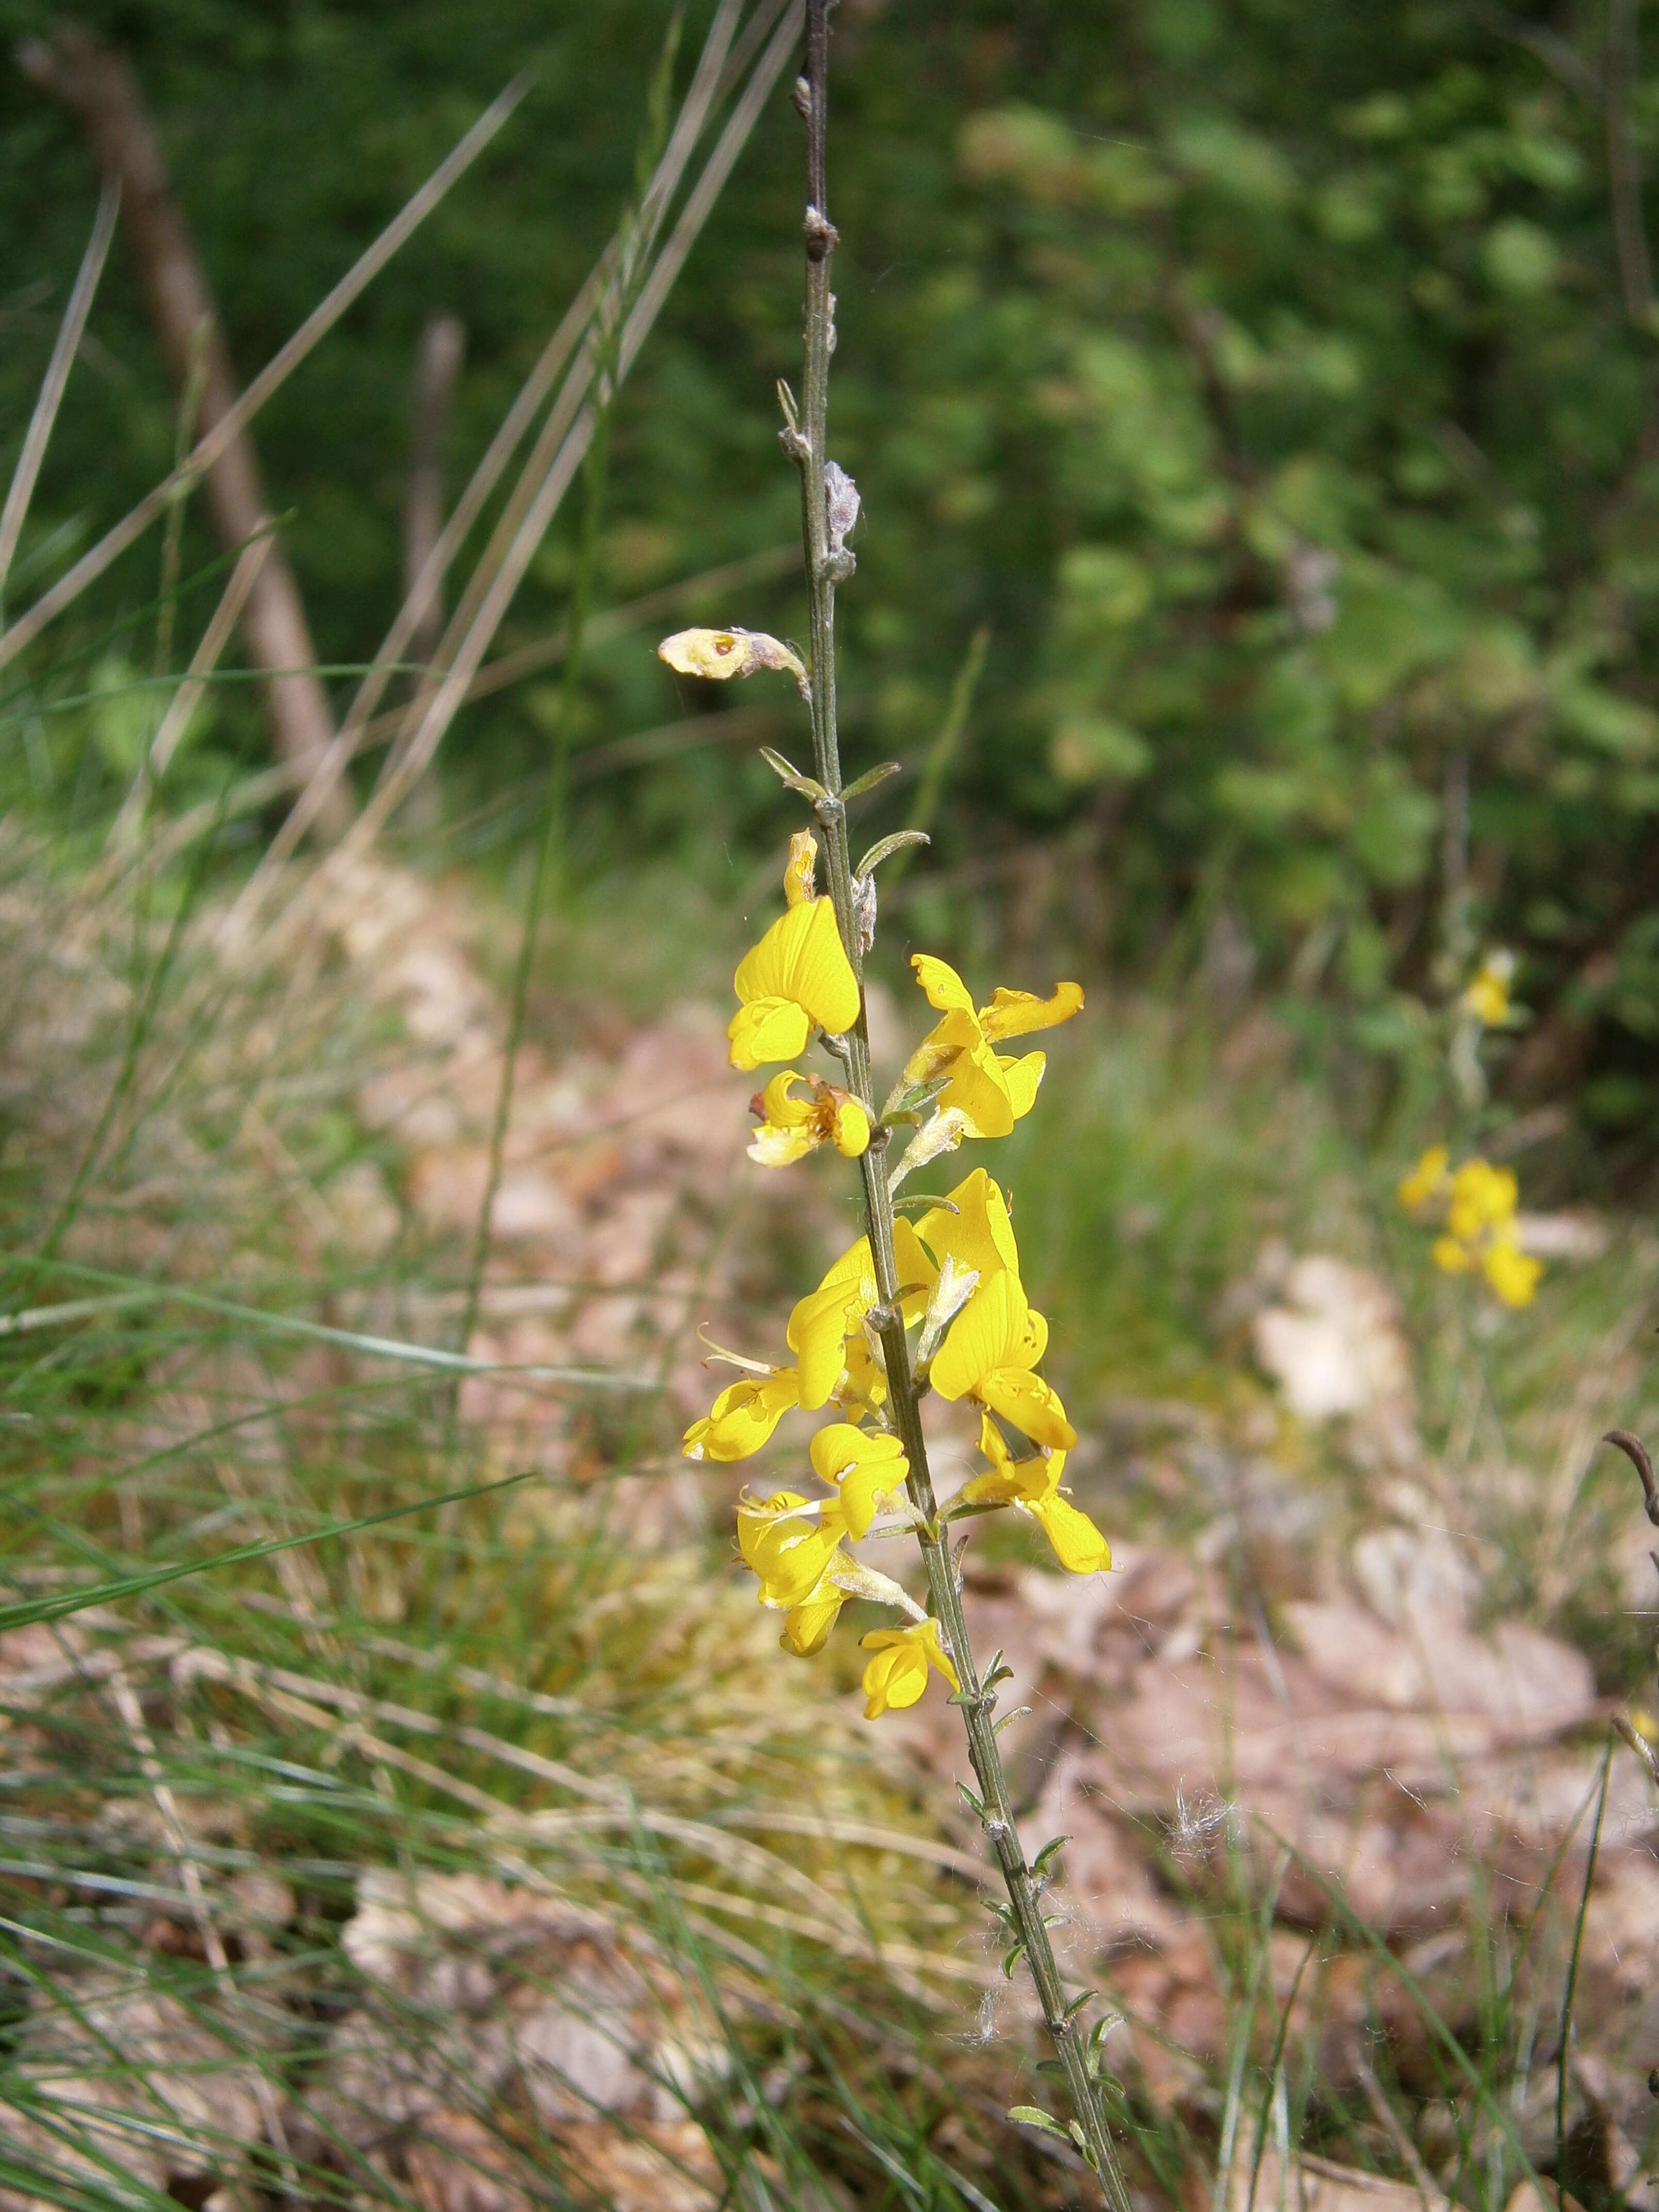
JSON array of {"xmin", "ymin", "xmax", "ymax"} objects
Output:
[{"xmin": 787, "ymin": 9, "xmax": 1130, "ymax": 2202}]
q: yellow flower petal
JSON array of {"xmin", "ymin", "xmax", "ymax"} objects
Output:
[
  {"xmin": 731, "ymin": 898, "xmax": 860, "ymax": 1068},
  {"xmin": 832, "ymin": 1096, "xmax": 872, "ymax": 1158},
  {"xmin": 930, "ymin": 1268, "xmax": 1029, "ymax": 1403},
  {"xmin": 909, "ymin": 954, "xmax": 978, "ymax": 1017},
  {"xmin": 903, "ymin": 1013, "xmax": 1040, "ymax": 1139},
  {"xmin": 916, "ymin": 1167, "xmax": 1020, "ymax": 1286},
  {"xmin": 1029, "ymin": 1492, "xmax": 1111, "ymax": 1574},
  {"xmin": 782, "ymin": 1571, "xmax": 845, "ymax": 1655},
  {"xmin": 757, "ymin": 1070, "xmax": 813, "ymax": 1128},
  {"xmin": 728, "ymin": 997, "xmax": 811, "ymax": 1071},
  {"xmin": 1397, "ymin": 1145, "xmax": 1449, "ymax": 1211},
  {"xmin": 979, "ymin": 1368, "xmax": 1077, "ymax": 1451},
  {"xmin": 997, "ymin": 1050, "xmax": 1046, "ymax": 1122},
  {"xmin": 1483, "ymin": 1239, "xmax": 1542, "ymax": 1308},
  {"xmin": 682, "ymin": 1370, "xmax": 802, "ymax": 1461},
  {"xmin": 809, "ymin": 1422, "xmax": 909, "ymax": 1538},
  {"xmin": 788, "ymin": 1274, "xmax": 868, "ymax": 1408},
  {"xmin": 737, "ymin": 1489, "xmax": 849, "ymax": 1608},
  {"xmin": 1447, "ymin": 1158, "xmax": 1517, "ymax": 1238},
  {"xmin": 1432, "ymin": 1235, "xmax": 1472, "ymax": 1275},
  {"xmin": 976, "ymin": 980, "xmax": 1084, "ymax": 1043}
]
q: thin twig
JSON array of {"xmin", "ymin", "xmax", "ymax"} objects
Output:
[
  {"xmin": 1468, "ymin": 1, "xmax": 1602, "ymax": 106},
  {"xmin": 0, "ymin": 178, "xmax": 120, "ymax": 610},
  {"xmin": 1604, "ymin": 1425, "xmax": 1659, "ymax": 1524},
  {"xmin": 105, "ymin": 533, "xmax": 272, "ymax": 850},
  {"xmin": 1356, "ymin": 2052, "xmax": 1443, "ymax": 2207},
  {"xmin": 104, "ymin": 1665, "xmax": 298, "ymax": 2184},
  {"xmin": 1556, "ymin": 1738, "xmax": 1612, "ymax": 2175},
  {"xmin": 1606, "ymin": 0, "xmax": 1655, "ymax": 328}
]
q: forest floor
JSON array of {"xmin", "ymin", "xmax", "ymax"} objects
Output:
[{"xmin": 4, "ymin": 834, "xmax": 1658, "ymax": 2211}]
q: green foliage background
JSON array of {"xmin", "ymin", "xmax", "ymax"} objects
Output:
[{"xmin": 6, "ymin": 0, "xmax": 1659, "ymax": 1166}]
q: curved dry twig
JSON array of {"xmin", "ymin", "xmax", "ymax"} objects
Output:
[{"xmin": 1604, "ymin": 1426, "xmax": 1659, "ymax": 1525}]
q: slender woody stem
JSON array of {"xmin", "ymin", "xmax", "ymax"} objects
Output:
[{"xmin": 786, "ymin": 9, "xmax": 1131, "ymax": 2202}]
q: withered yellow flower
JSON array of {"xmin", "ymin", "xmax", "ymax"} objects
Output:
[
  {"xmin": 961, "ymin": 1413, "xmax": 1110, "ymax": 1575},
  {"xmin": 682, "ymin": 1369, "xmax": 802, "ymax": 1461},
  {"xmin": 903, "ymin": 955, "xmax": 1082, "ymax": 1139},
  {"xmin": 658, "ymin": 625, "xmax": 808, "ymax": 696},
  {"xmin": 929, "ymin": 1268, "xmax": 1076, "ymax": 1450},
  {"xmin": 808, "ymin": 1422, "xmax": 908, "ymax": 1538},
  {"xmin": 859, "ymin": 1618, "xmax": 959, "ymax": 1718},
  {"xmin": 749, "ymin": 1070, "xmax": 871, "ymax": 1166}
]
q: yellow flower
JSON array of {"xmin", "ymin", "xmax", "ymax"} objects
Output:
[
  {"xmin": 1432, "ymin": 1234, "xmax": 1472, "ymax": 1275},
  {"xmin": 748, "ymin": 1070, "xmax": 871, "ymax": 1167},
  {"xmin": 1446, "ymin": 1158, "xmax": 1518, "ymax": 1242},
  {"xmin": 737, "ymin": 1488, "xmax": 849, "ymax": 1608},
  {"xmin": 960, "ymin": 1413, "xmax": 1110, "ymax": 1575},
  {"xmin": 787, "ymin": 1222, "xmax": 937, "ymax": 1409},
  {"xmin": 682, "ymin": 1369, "xmax": 802, "ymax": 1461},
  {"xmin": 902, "ymin": 956, "xmax": 1083, "ymax": 1139},
  {"xmin": 808, "ymin": 1422, "xmax": 909, "ymax": 1538},
  {"xmin": 1397, "ymin": 1145, "xmax": 1449, "ymax": 1211},
  {"xmin": 1460, "ymin": 950, "xmax": 1514, "ymax": 1027},
  {"xmin": 728, "ymin": 839, "xmax": 861, "ymax": 1070},
  {"xmin": 1411, "ymin": 1149, "xmax": 1542, "ymax": 1305},
  {"xmin": 1483, "ymin": 1238, "xmax": 1542, "ymax": 1308},
  {"xmin": 859, "ymin": 1618, "xmax": 959, "ymax": 1718},
  {"xmin": 928, "ymin": 1268, "xmax": 1076, "ymax": 1450}
]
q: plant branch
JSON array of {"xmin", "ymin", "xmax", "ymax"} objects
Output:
[{"xmin": 785, "ymin": 7, "xmax": 1131, "ymax": 2200}]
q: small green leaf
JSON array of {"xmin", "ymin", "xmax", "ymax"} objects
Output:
[
  {"xmin": 879, "ymin": 1072, "xmax": 950, "ymax": 1120},
  {"xmin": 856, "ymin": 828, "xmax": 930, "ymax": 877},
  {"xmin": 992, "ymin": 1703, "xmax": 1032, "ymax": 1735},
  {"xmin": 956, "ymin": 1781, "xmax": 985, "ymax": 1819},
  {"xmin": 1062, "ymin": 1986, "xmax": 1096, "ymax": 2022},
  {"xmin": 1001, "ymin": 1938, "xmax": 1027, "ymax": 1979},
  {"xmin": 1007, "ymin": 2105, "xmax": 1068, "ymax": 2140},
  {"xmin": 842, "ymin": 758, "xmax": 903, "ymax": 802},
  {"xmin": 1031, "ymin": 1835, "xmax": 1070, "ymax": 1882},
  {"xmin": 758, "ymin": 746, "xmax": 823, "ymax": 802},
  {"xmin": 1070, "ymin": 2121, "xmax": 1090, "ymax": 2154},
  {"xmin": 1087, "ymin": 2010, "xmax": 1126, "ymax": 2075}
]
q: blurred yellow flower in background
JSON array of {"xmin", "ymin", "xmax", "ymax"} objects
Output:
[
  {"xmin": 1460, "ymin": 949, "xmax": 1516, "ymax": 1027},
  {"xmin": 1401, "ymin": 1145, "xmax": 1541, "ymax": 1307}
]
